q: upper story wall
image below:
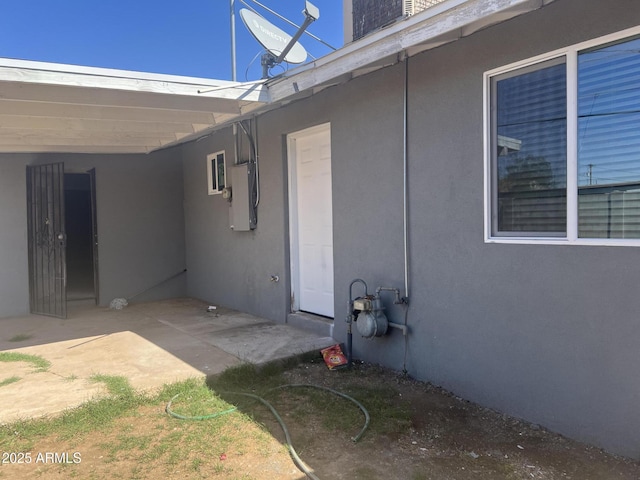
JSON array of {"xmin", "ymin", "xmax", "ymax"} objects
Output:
[{"xmin": 344, "ymin": 0, "xmax": 447, "ymax": 41}]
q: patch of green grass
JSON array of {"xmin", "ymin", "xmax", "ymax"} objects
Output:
[
  {"xmin": 0, "ymin": 358, "xmax": 416, "ymax": 479},
  {"xmin": 207, "ymin": 356, "xmax": 412, "ymax": 447},
  {"xmin": 0, "ymin": 376, "xmax": 21, "ymax": 387},
  {"xmin": 8, "ymin": 333, "xmax": 33, "ymax": 342},
  {"xmin": 207, "ymin": 352, "xmax": 321, "ymax": 394},
  {"xmin": 190, "ymin": 457, "xmax": 203, "ymax": 472},
  {"xmin": 153, "ymin": 378, "xmax": 270, "ymax": 467},
  {"xmin": 142, "ymin": 441, "xmax": 170, "ymax": 462},
  {"xmin": 129, "ymin": 464, "xmax": 144, "ymax": 480},
  {"xmin": 0, "ymin": 375, "xmax": 285, "ymax": 479},
  {"xmin": 208, "ymin": 363, "xmax": 285, "ymax": 393},
  {"xmin": 261, "ymin": 381, "xmax": 410, "ymax": 443},
  {"xmin": 346, "ymin": 384, "xmax": 412, "ymax": 435},
  {"xmin": 101, "ymin": 432, "xmax": 154, "ymax": 461},
  {"xmin": 0, "ymin": 351, "xmax": 51, "ymax": 372},
  {"xmin": 164, "ymin": 377, "xmax": 237, "ymax": 419},
  {"xmin": 89, "ymin": 374, "xmax": 135, "ymax": 398},
  {"xmin": 0, "ymin": 375, "xmax": 149, "ymax": 452}
]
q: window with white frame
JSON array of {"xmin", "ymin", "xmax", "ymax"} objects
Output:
[
  {"xmin": 207, "ymin": 151, "xmax": 226, "ymax": 195},
  {"xmin": 485, "ymin": 29, "xmax": 640, "ymax": 244}
]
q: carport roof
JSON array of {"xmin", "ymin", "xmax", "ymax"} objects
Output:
[{"xmin": 0, "ymin": 58, "xmax": 269, "ymax": 154}]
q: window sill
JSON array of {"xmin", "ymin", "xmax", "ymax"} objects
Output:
[{"xmin": 485, "ymin": 237, "xmax": 640, "ymax": 247}]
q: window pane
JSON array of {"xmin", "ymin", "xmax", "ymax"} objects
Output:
[
  {"xmin": 210, "ymin": 158, "xmax": 217, "ymax": 191},
  {"xmin": 217, "ymin": 153, "xmax": 225, "ymax": 192},
  {"xmin": 495, "ymin": 63, "xmax": 567, "ymax": 235},
  {"xmin": 578, "ymin": 37, "xmax": 640, "ymax": 238}
]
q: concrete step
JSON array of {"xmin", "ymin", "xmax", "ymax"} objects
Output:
[{"xmin": 287, "ymin": 311, "xmax": 334, "ymax": 338}]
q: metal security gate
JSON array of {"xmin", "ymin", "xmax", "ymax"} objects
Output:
[{"xmin": 27, "ymin": 163, "xmax": 67, "ymax": 318}]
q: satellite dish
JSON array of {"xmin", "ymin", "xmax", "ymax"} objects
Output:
[{"xmin": 240, "ymin": 8, "xmax": 308, "ymax": 65}]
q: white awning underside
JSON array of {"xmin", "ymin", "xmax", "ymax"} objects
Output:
[{"xmin": 0, "ymin": 59, "xmax": 269, "ymax": 154}]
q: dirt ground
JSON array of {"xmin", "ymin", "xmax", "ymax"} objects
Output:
[
  {"xmin": 2, "ymin": 359, "xmax": 639, "ymax": 480},
  {"xmin": 272, "ymin": 361, "xmax": 640, "ymax": 480}
]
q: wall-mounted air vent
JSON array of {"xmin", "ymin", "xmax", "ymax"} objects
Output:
[
  {"xmin": 403, "ymin": 0, "xmax": 414, "ymax": 16},
  {"xmin": 352, "ymin": 0, "xmax": 448, "ymax": 40},
  {"xmin": 406, "ymin": 0, "xmax": 448, "ymax": 16}
]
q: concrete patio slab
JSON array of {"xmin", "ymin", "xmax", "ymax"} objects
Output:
[{"xmin": 0, "ymin": 298, "xmax": 335, "ymax": 424}]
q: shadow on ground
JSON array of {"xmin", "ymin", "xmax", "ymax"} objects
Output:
[{"xmin": 0, "ymin": 298, "xmax": 334, "ymax": 423}]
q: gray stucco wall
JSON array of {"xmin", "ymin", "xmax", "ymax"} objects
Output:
[
  {"xmin": 181, "ymin": 128, "xmax": 288, "ymax": 321},
  {"xmin": 180, "ymin": 0, "xmax": 640, "ymax": 459},
  {"xmin": 0, "ymin": 158, "xmax": 32, "ymax": 316},
  {"xmin": 181, "ymin": 67, "xmax": 407, "ymax": 326},
  {"xmin": 0, "ymin": 150, "xmax": 186, "ymax": 316},
  {"xmin": 401, "ymin": 0, "xmax": 640, "ymax": 459}
]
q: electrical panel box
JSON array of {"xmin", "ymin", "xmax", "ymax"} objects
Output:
[{"xmin": 229, "ymin": 162, "xmax": 256, "ymax": 231}]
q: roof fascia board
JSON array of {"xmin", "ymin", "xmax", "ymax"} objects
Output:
[
  {"xmin": 0, "ymin": 57, "xmax": 232, "ymax": 85},
  {"xmin": 267, "ymin": 0, "xmax": 552, "ymax": 103},
  {"xmin": 0, "ymin": 145, "xmax": 153, "ymax": 154}
]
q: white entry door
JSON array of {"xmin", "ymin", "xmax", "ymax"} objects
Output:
[{"xmin": 288, "ymin": 123, "xmax": 334, "ymax": 318}]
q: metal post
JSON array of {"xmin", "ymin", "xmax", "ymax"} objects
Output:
[
  {"xmin": 231, "ymin": 0, "xmax": 237, "ymax": 81},
  {"xmin": 274, "ymin": 15, "xmax": 315, "ymax": 65},
  {"xmin": 403, "ymin": 56, "xmax": 410, "ymax": 301}
]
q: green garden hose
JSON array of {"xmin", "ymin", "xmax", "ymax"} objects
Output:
[
  {"xmin": 270, "ymin": 384, "xmax": 370, "ymax": 442},
  {"xmin": 165, "ymin": 383, "xmax": 370, "ymax": 480}
]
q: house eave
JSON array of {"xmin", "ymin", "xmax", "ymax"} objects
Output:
[
  {"xmin": 267, "ymin": 0, "xmax": 557, "ymax": 103},
  {"xmin": 0, "ymin": 0, "xmax": 557, "ymax": 154}
]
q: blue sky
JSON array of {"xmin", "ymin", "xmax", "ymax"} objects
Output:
[{"xmin": 0, "ymin": 0, "xmax": 343, "ymax": 81}]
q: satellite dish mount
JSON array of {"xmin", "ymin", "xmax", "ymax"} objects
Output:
[{"xmin": 241, "ymin": 1, "xmax": 319, "ymax": 79}]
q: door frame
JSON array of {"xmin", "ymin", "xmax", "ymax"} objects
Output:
[
  {"xmin": 63, "ymin": 169, "xmax": 99, "ymax": 304},
  {"xmin": 286, "ymin": 122, "xmax": 333, "ymax": 316},
  {"xmin": 88, "ymin": 168, "xmax": 100, "ymax": 305}
]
